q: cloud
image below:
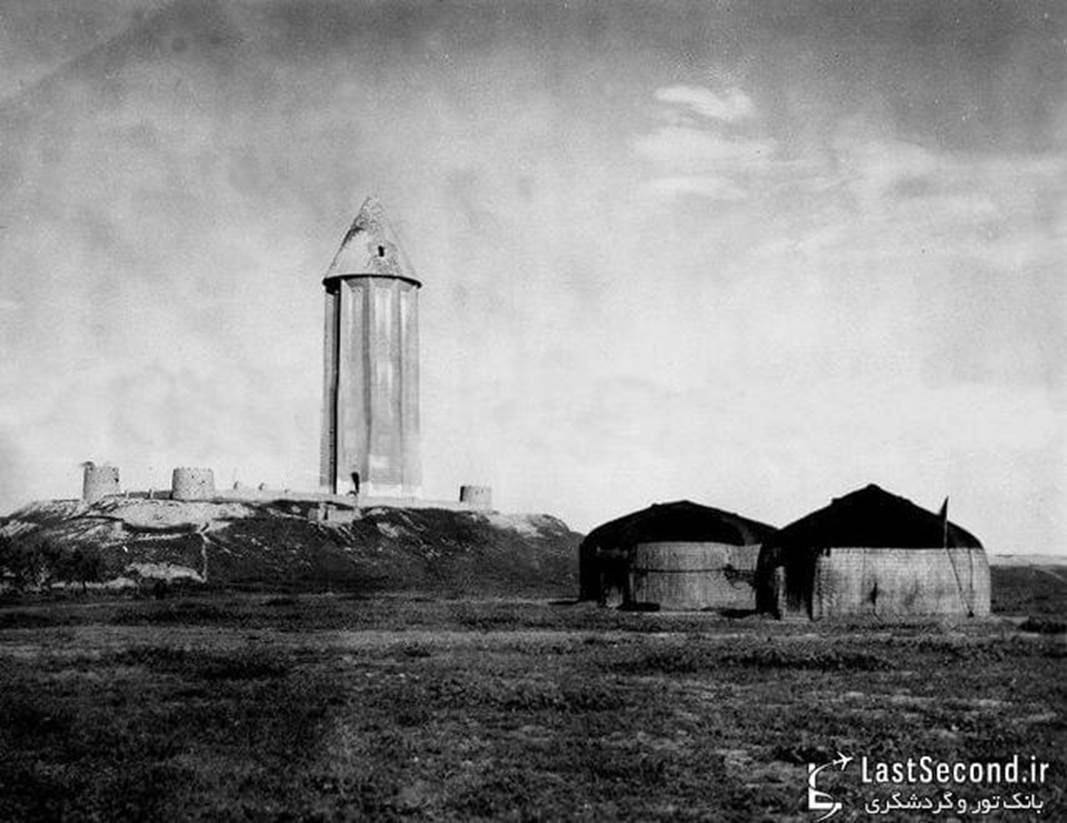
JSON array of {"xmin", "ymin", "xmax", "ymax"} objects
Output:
[
  {"xmin": 831, "ymin": 130, "xmax": 943, "ymax": 208},
  {"xmin": 635, "ymin": 83, "xmax": 776, "ymax": 202},
  {"xmin": 645, "ymin": 175, "xmax": 748, "ymax": 202},
  {"xmin": 633, "ymin": 126, "xmax": 775, "ymax": 172},
  {"xmin": 654, "ymin": 85, "xmax": 755, "ymax": 123}
]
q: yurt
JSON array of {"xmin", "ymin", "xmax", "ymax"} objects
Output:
[
  {"xmin": 756, "ymin": 484, "xmax": 990, "ymax": 620},
  {"xmin": 579, "ymin": 500, "xmax": 777, "ymax": 611}
]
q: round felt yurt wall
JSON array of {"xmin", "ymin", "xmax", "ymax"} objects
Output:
[
  {"xmin": 631, "ymin": 541, "xmax": 760, "ymax": 610},
  {"xmin": 806, "ymin": 546, "xmax": 990, "ymax": 619}
]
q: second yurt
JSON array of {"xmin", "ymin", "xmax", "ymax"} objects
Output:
[{"xmin": 756, "ymin": 484, "xmax": 990, "ymax": 620}]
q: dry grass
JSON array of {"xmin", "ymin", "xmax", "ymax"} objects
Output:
[{"xmin": 0, "ymin": 593, "xmax": 1063, "ymax": 821}]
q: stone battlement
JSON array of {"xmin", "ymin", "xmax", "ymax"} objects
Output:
[
  {"xmin": 82, "ymin": 464, "xmax": 120, "ymax": 504},
  {"xmin": 172, "ymin": 467, "xmax": 216, "ymax": 501},
  {"xmin": 80, "ymin": 463, "xmax": 493, "ymax": 519},
  {"xmin": 212, "ymin": 488, "xmax": 491, "ymax": 512}
]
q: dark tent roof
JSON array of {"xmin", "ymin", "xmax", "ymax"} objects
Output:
[
  {"xmin": 582, "ymin": 500, "xmax": 777, "ymax": 550},
  {"xmin": 767, "ymin": 484, "xmax": 982, "ymax": 550}
]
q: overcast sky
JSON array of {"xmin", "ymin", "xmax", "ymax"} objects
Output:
[{"xmin": 0, "ymin": 0, "xmax": 1063, "ymax": 550}]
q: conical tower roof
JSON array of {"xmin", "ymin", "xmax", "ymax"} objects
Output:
[{"xmin": 323, "ymin": 197, "xmax": 420, "ymax": 285}]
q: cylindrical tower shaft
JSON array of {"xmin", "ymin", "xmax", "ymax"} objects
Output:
[{"xmin": 320, "ymin": 198, "xmax": 422, "ymax": 498}]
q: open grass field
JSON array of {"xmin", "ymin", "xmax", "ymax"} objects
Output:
[{"xmin": 0, "ymin": 590, "xmax": 1063, "ymax": 822}]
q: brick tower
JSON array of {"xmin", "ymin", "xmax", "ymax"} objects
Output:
[{"xmin": 320, "ymin": 197, "xmax": 421, "ymax": 497}]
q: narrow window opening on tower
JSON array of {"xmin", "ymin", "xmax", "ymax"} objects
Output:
[{"xmin": 377, "ymin": 245, "xmax": 385, "ymax": 257}]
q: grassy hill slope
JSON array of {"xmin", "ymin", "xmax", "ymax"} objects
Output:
[{"xmin": 0, "ymin": 498, "xmax": 581, "ymax": 595}]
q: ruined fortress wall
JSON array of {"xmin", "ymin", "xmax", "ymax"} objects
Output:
[
  {"xmin": 808, "ymin": 547, "xmax": 991, "ymax": 619},
  {"xmin": 171, "ymin": 467, "xmax": 216, "ymax": 501},
  {"xmin": 459, "ymin": 485, "xmax": 492, "ymax": 509},
  {"xmin": 83, "ymin": 465, "xmax": 120, "ymax": 503}
]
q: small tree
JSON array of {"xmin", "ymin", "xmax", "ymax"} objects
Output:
[
  {"xmin": 0, "ymin": 533, "xmax": 12, "ymax": 591},
  {"xmin": 0, "ymin": 533, "xmax": 60, "ymax": 592},
  {"xmin": 56, "ymin": 546, "xmax": 105, "ymax": 593}
]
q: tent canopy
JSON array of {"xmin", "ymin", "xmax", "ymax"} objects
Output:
[
  {"xmin": 767, "ymin": 484, "xmax": 982, "ymax": 550},
  {"xmin": 582, "ymin": 500, "xmax": 777, "ymax": 550}
]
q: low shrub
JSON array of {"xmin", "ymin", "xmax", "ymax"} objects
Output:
[{"xmin": 1019, "ymin": 616, "xmax": 1066, "ymax": 635}]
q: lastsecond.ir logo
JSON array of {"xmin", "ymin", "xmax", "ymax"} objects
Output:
[{"xmin": 807, "ymin": 752, "xmax": 854, "ymax": 821}]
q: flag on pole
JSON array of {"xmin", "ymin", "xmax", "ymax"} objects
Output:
[{"xmin": 938, "ymin": 496, "xmax": 971, "ymax": 614}]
